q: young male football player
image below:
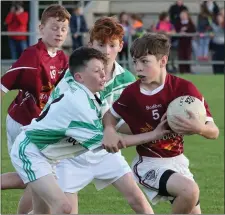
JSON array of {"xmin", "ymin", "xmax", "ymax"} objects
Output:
[
  {"xmin": 102, "ymin": 33, "xmax": 219, "ymax": 214},
  {"xmin": 1, "ymin": 4, "xmax": 70, "ymax": 213}
]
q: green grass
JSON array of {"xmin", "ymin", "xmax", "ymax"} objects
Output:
[{"xmin": 1, "ymin": 74, "xmax": 224, "ymax": 214}]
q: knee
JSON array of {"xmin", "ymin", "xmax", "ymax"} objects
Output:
[
  {"xmin": 61, "ymin": 202, "xmax": 72, "ymax": 214},
  {"xmin": 180, "ymin": 181, "xmax": 199, "ymax": 204}
]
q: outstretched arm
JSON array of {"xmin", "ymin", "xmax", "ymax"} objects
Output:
[{"xmin": 102, "ymin": 110, "xmax": 170, "ymax": 153}]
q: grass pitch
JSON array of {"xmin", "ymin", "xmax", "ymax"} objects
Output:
[{"xmin": 1, "ymin": 74, "xmax": 224, "ymax": 214}]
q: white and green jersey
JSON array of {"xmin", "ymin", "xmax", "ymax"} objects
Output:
[
  {"xmin": 97, "ymin": 62, "xmax": 136, "ymax": 115},
  {"xmin": 46, "ymin": 62, "xmax": 136, "ymax": 115},
  {"xmin": 22, "ymin": 82, "xmax": 103, "ymax": 161}
]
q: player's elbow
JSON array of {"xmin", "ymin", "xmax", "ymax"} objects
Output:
[
  {"xmin": 206, "ymin": 127, "xmax": 219, "ymax": 140},
  {"xmin": 212, "ymin": 127, "xmax": 219, "ymax": 139}
]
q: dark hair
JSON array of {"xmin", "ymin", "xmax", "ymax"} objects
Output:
[
  {"xmin": 159, "ymin": 12, "xmax": 169, "ymax": 21},
  {"xmin": 130, "ymin": 33, "xmax": 171, "ymax": 60},
  {"xmin": 119, "ymin": 12, "xmax": 129, "ymax": 26},
  {"xmin": 69, "ymin": 47, "xmax": 107, "ymax": 76},
  {"xmin": 41, "ymin": 4, "xmax": 71, "ymax": 25}
]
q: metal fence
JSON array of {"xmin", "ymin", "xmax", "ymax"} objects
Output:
[{"xmin": 1, "ymin": 0, "xmax": 224, "ymax": 74}]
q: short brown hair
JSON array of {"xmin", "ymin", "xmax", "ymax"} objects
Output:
[
  {"xmin": 41, "ymin": 4, "xmax": 71, "ymax": 25},
  {"xmin": 89, "ymin": 16, "xmax": 124, "ymax": 44},
  {"xmin": 130, "ymin": 33, "xmax": 171, "ymax": 60}
]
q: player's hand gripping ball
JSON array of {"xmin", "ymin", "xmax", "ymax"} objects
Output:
[{"xmin": 167, "ymin": 96, "xmax": 206, "ymax": 134}]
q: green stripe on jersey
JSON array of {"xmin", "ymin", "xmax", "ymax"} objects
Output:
[
  {"xmin": 25, "ymin": 129, "xmax": 66, "ymax": 150},
  {"xmin": 82, "ymin": 134, "xmax": 103, "ymax": 148},
  {"xmin": 99, "ymin": 70, "xmax": 135, "ymax": 100}
]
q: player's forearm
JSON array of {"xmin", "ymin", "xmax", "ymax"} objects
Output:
[
  {"xmin": 102, "ymin": 110, "xmax": 120, "ymax": 131},
  {"xmin": 122, "ymin": 131, "xmax": 157, "ymax": 147},
  {"xmin": 199, "ymin": 121, "xmax": 219, "ymax": 139}
]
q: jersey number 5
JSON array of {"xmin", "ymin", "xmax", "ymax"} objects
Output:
[{"xmin": 152, "ymin": 109, "xmax": 160, "ymax": 120}]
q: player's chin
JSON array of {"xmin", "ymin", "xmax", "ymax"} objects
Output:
[
  {"xmin": 54, "ymin": 40, "xmax": 63, "ymax": 47},
  {"xmin": 99, "ymin": 85, "xmax": 105, "ymax": 91}
]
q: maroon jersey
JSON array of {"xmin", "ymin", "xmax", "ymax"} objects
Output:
[
  {"xmin": 1, "ymin": 39, "xmax": 68, "ymax": 125},
  {"xmin": 112, "ymin": 74, "xmax": 213, "ymax": 158}
]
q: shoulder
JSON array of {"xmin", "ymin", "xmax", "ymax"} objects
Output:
[
  {"xmin": 168, "ymin": 74, "xmax": 199, "ymax": 94},
  {"xmin": 63, "ymin": 87, "xmax": 88, "ymax": 106},
  {"xmin": 122, "ymin": 80, "xmax": 139, "ymax": 95},
  {"xmin": 168, "ymin": 74, "xmax": 193, "ymax": 85},
  {"xmin": 22, "ymin": 45, "xmax": 40, "ymax": 57}
]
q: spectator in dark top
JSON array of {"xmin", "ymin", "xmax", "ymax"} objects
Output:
[
  {"xmin": 168, "ymin": 0, "xmax": 188, "ymax": 25},
  {"xmin": 5, "ymin": 1, "xmax": 28, "ymax": 59},
  {"xmin": 118, "ymin": 12, "xmax": 131, "ymax": 63},
  {"xmin": 175, "ymin": 9, "xmax": 196, "ymax": 74},
  {"xmin": 70, "ymin": 6, "xmax": 88, "ymax": 50},
  {"xmin": 210, "ymin": 12, "xmax": 224, "ymax": 74},
  {"xmin": 197, "ymin": 3, "xmax": 214, "ymax": 61}
]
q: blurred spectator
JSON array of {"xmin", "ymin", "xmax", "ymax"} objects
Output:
[
  {"xmin": 210, "ymin": 12, "xmax": 224, "ymax": 74},
  {"xmin": 168, "ymin": 0, "xmax": 188, "ymax": 25},
  {"xmin": 197, "ymin": 3, "xmax": 213, "ymax": 61},
  {"xmin": 175, "ymin": 10, "xmax": 196, "ymax": 73},
  {"xmin": 202, "ymin": 0, "xmax": 220, "ymax": 21},
  {"xmin": 118, "ymin": 12, "xmax": 131, "ymax": 62},
  {"xmin": 153, "ymin": 12, "xmax": 175, "ymax": 35},
  {"xmin": 130, "ymin": 14, "xmax": 145, "ymax": 40},
  {"xmin": 219, "ymin": 7, "xmax": 224, "ymax": 18},
  {"xmin": 4, "ymin": 1, "xmax": 28, "ymax": 59},
  {"xmin": 70, "ymin": 6, "xmax": 88, "ymax": 50}
]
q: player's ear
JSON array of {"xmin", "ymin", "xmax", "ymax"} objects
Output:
[
  {"xmin": 74, "ymin": 73, "xmax": 83, "ymax": 83},
  {"xmin": 39, "ymin": 24, "xmax": 44, "ymax": 35},
  {"xmin": 160, "ymin": 55, "xmax": 168, "ymax": 68},
  {"xmin": 118, "ymin": 41, "xmax": 124, "ymax": 52}
]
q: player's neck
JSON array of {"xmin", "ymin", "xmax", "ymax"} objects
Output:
[
  {"xmin": 141, "ymin": 69, "xmax": 167, "ymax": 91},
  {"xmin": 105, "ymin": 62, "xmax": 115, "ymax": 82},
  {"xmin": 42, "ymin": 40, "xmax": 57, "ymax": 54}
]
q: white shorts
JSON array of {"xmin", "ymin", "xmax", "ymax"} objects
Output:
[
  {"xmin": 10, "ymin": 131, "xmax": 54, "ymax": 184},
  {"xmin": 56, "ymin": 150, "xmax": 131, "ymax": 193},
  {"xmin": 131, "ymin": 154, "xmax": 194, "ymax": 205},
  {"xmin": 6, "ymin": 114, "xmax": 23, "ymax": 154}
]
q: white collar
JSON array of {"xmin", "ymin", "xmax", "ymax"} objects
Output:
[
  {"xmin": 47, "ymin": 50, "xmax": 57, "ymax": 57},
  {"xmin": 140, "ymin": 84, "xmax": 165, "ymax": 96}
]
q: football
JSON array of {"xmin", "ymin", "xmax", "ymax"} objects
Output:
[{"xmin": 167, "ymin": 95, "xmax": 207, "ymax": 134}]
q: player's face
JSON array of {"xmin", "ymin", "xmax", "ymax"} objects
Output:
[
  {"xmin": 79, "ymin": 58, "xmax": 106, "ymax": 93},
  {"xmin": 133, "ymin": 54, "xmax": 167, "ymax": 84},
  {"xmin": 90, "ymin": 39, "xmax": 123, "ymax": 65},
  {"xmin": 39, "ymin": 17, "xmax": 69, "ymax": 49}
]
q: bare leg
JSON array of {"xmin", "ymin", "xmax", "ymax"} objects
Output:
[
  {"xmin": 17, "ymin": 186, "xmax": 33, "ymax": 214},
  {"xmin": 28, "ymin": 174, "xmax": 71, "ymax": 214},
  {"xmin": 167, "ymin": 173, "xmax": 199, "ymax": 214},
  {"xmin": 65, "ymin": 193, "xmax": 78, "ymax": 214},
  {"xmin": 1, "ymin": 172, "xmax": 26, "ymax": 189},
  {"xmin": 113, "ymin": 172, "xmax": 154, "ymax": 214},
  {"xmin": 31, "ymin": 189, "xmax": 50, "ymax": 214}
]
